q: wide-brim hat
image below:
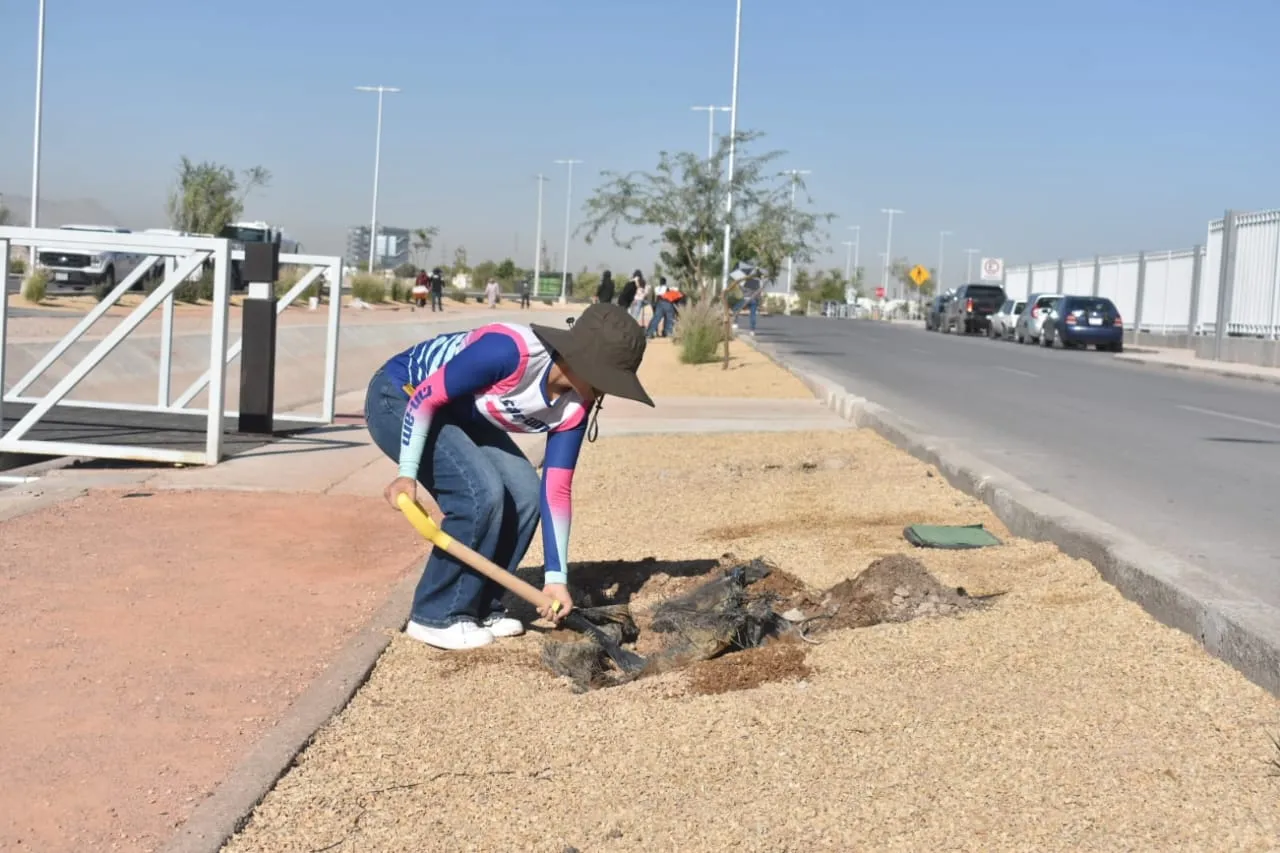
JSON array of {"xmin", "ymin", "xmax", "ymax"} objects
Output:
[{"xmin": 531, "ymin": 303, "xmax": 654, "ymax": 407}]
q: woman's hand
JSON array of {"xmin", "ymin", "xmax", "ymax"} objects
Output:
[
  {"xmin": 384, "ymin": 477, "xmax": 444, "ymax": 523},
  {"xmin": 539, "ymin": 583, "xmax": 574, "ymax": 624}
]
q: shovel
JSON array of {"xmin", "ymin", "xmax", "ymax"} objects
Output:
[{"xmin": 396, "ymin": 494, "xmax": 647, "ymax": 674}]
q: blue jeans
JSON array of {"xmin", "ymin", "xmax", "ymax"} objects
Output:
[
  {"xmin": 730, "ymin": 295, "xmax": 759, "ymax": 331},
  {"xmin": 364, "ymin": 368, "xmax": 542, "ymax": 628},
  {"xmin": 646, "ymin": 300, "xmax": 676, "ymax": 337}
]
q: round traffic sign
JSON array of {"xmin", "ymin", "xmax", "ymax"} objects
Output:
[{"xmin": 982, "ymin": 258, "xmax": 1002, "ymax": 277}]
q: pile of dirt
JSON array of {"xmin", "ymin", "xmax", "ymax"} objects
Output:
[
  {"xmin": 810, "ymin": 554, "xmax": 995, "ymax": 632},
  {"xmin": 539, "ymin": 554, "xmax": 999, "ymax": 693},
  {"xmin": 686, "ymin": 641, "xmax": 812, "ymax": 696}
]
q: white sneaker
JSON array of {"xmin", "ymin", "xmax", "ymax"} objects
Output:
[
  {"xmin": 405, "ymin": 620, "xmax": 495, "ymax": 650},
  {"xmin": 481, "ymin": 613, "xmax": 525, "ymax": 638}
]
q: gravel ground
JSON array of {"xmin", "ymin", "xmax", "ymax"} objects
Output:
[
  {"xmin": 223, "ymin": 426, "xmax": 1280, "ymax": 852},
  {"xmin": 635, "ymin": 335, "xmax": 814, "ymax": 399}
]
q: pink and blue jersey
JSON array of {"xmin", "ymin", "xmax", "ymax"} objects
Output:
[{"xmin": 384, "ymin": 323, "xmax": 587, "ymax": 585}]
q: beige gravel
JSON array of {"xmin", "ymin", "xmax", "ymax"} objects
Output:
[
  {"xmin": 224, "ymin": 425, "xmax": 1280, "ymax": 852},
  {"xmin": 636, "ymin": 335, "xmax": 814, "ymax": 399}
]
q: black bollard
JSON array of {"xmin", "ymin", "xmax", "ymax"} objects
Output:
[{"xmin": 238, "ymin": 242, "xmax": 280, "ymax": 435}]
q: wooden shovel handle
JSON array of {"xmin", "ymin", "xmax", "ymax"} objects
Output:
[{"xmin": 396, "ymin": 493, "xmax": 560, "ymax": 614}]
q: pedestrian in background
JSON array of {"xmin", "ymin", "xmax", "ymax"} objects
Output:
[
  {"xmin": 520, "ymin": 278, "xmax": 532, "ymax": 309},
  {"xmin": 596, "ymin": 270, "xmax": 615, "ymax": 304},
  {"xmin": 430, "ymin": 267, "xmax": 445, "ymax": 312}
]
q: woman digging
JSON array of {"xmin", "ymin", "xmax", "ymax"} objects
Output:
[{"xmin": 365, "ymin": 303, "xmax": 655, "ymax": 650}]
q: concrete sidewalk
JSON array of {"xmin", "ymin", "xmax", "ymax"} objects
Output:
[{"xmin": 1117, "ymin": 345, "xmax": 1280, "ymax": 386}]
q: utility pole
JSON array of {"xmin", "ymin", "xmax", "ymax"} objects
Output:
[
  {"xmin": 849, "ymin": 225, "xmax": 861, "ymax": 289},
  {"xmin": 554, "ymin": 159, "xmax": 583, "ymax": 304},
  {"xmin": 783, "ymin": 169, "xmax": 811, "ymax": 293},
  {"xmin": 532, "ymin": 173, "xmax": 549, "ymax": 301},
  {"xmin": 937, "ymin": 230, "xmax": 952, "ymax": 294},
  {"xmin": 355, "ymin": 85, "xmax": 400, "ymax": 272},
  {"xmin": 29, "ymin": 0, "xmax": 47, "ymax": 262},
  {"xmin": 965, "ymin": 248, "xmax": 980, "ymax": 283},
  {"xmin": 881, "ymin": 208, "xmax": 903, "ymax": 299},
  {"xmin": 717, "ymin": 0, "xmax": 744, "ymax": 297},
  {"xmin": 691, "ymin": 105, "xmax": 731, "ymax": 160}
]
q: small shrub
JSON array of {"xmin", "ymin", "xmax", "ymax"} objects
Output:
[
  {"xmin": 174, "ymin": 271, "xmax": 215, "ymax": 303},
  {"xmin": 21, "ymin": 269, "xmax": 48, "ymax": 304},
  {"xmin": 275, "ymin": 266, "xmax": 320, "ymax": 303},
  {"xmin": 449, "ymin": 289, "xmax": 468, "ymax": 303},
  {"xmin": 350, "ymin": 272, "xmax": 387, "ymax": 304},
  {"xmin": 390, "ymin": 280, "xmax": 405, "ymax": 302},
  {"xmin": 541, "ymin": 297, "xmax": 553, "ymax": 306},
  {"xmin": 393, "ymin": 262, "xmax": 417, "ymax": 279},
  {"xmin": 677, "ymin": 296, "xmax": 728, "ymax": 365},
  {"xmin": 10, "ymin": 257, "xmax": 26, "ymax": 276}
]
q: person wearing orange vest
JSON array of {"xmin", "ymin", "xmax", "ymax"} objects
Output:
[{"xmin": 646, "ymin": 277, "xmax": 683, "ymax": 339}]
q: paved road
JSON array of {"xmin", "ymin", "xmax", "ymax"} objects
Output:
[{"xmin": 756, "ymin": 316, "xmax": 1280, "ymax": 610}]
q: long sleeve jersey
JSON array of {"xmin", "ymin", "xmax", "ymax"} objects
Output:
[{"xmin": 383, "ymin": 323, "xmax": 587, "ymax": 585}]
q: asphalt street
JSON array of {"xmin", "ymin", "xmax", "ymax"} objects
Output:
[{"xmin": 755, "ymin": 316, "xmax": 1280, "ymax": 611}]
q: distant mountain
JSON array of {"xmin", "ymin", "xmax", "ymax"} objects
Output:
[{"xmin": 0, "ymin": 193, "xmax": 123, "ymax": 228}]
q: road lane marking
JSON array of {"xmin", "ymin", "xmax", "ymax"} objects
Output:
[
  {"xmin": 1177, "ymin": 404, "xmax": 1280, "ymax": 432},
  {"xmin": 995, "ymin": 365, "xmax": 1038, "ymax": 378}
]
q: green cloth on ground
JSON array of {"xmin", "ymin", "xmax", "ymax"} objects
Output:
[{"xmin": 903, "ymin": 523, "xmax": 1002, "ymax": 550}]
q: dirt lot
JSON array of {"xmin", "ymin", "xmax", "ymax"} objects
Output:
[
  {"xmin": 635, "ymin": 334, "xmax": 815, "ymax": 399},
  {"xmin": 223, "ymin": 429, "xmax": 1280, "ymax": 852}
]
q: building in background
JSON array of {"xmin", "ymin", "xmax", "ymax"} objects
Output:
[{"xmin": 346, "ymin": 225, "xmax": 411, "ymax": 270}]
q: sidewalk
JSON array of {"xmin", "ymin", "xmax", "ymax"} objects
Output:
[
  {"xmin": 0, "ymin": 336, "xmax": 844, "ymax": 853},
  {"xmin": 1117, "ymin": 345, "xmax": 1280, "ymax": 385}
]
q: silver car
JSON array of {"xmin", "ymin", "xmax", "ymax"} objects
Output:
[
  {"xmin": 988, "ymin": 298, "xmax": 1025, "ymax": 340},
  {"xmin": 1014, "ymin": 293, "xmax": 1062, "ymax": 344}
]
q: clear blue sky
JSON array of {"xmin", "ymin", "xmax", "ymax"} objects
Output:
[{"xmin": 2, "ymin": 0, "xmax": 1278, "ymax": 286}]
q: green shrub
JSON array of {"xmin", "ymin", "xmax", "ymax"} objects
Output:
[
  {"xmin": 393, "ymin": 262, "xmax": 417, "ymax": 279},
  {"xmin": 677, "ymin": 296, "xmax": 727, "ymax": 365},
  {"xmin": 10, "ymin": 257, "xmax": 26, "ymax": 276},
  {"xmin": 541, "ymin": 297, "xmax": 553, "ymax": 306},
  {"xmin": 350, "ymin": 273, "xmax": 387, "ymax": 304},
  {"xmin": 174, "ymin": 271, "xmax": 215, "ymax": 303},
  {"xmin": 21, "ymin": 269, "xmax": 48, "ymax": 304},
  {"xmin": 390, "ymin": 280, "xmax": 405, "ymax": 302},
  {"xmin": 449, "ymin": 289, "xmax": 468, "ymax": 302}
]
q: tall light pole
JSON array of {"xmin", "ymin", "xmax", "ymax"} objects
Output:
[
  {"xmin": 29, "ymin": 0, "xmax": 46, "ymax": 259},
  {"xmin": 718, "ymin": 0, "xmax": 744, "ymax": 296},
  {"xmin": 783, "ymin": 169, "xmax": 811, "ymax": 293},
  {"xmin": 554, "ymin": 158, "xmax": 582, "ymax": 304},
  {"xmin": 841, "ymin": 240, "xmax": 855, "ymax": 301},
  {"xmin": 849, "ymin": 225, "xmax": 861, "ymax": 287},
  {"xmin": 881, "ymin": 208, "xmax": 902, "ymax": 299},
  {"xmin": 691, "ymin": 105, "xmax": 731, "ymax": 161},
  {"xmin": 937, "ymin": 230, "xmax": 952, "ymax": 293},
  {"xmin": 532, "ymin": 174, "xmax": 549, "ymax": 300},
  {"xmin": 355, "ymin": 85, "xmax": 400, "ymax": 272},
  {"xmin": 965, "ymin": 248, "xmax": 980, "ymax": 283}
]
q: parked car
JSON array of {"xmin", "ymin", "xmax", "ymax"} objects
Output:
[
  {"xmin": 35, "ymin": 224, "xmax": 147, "ymax": 294},
  {"xmin": 1014, "ymin": 292, "xmax": 1062, "ymax": 344},
  {"xmin": 987, "ymin": 298, "xmax": 1025, "ymax": 340},
  {"xmin": 941, "ymin": 283, "xmax": 1007, "ymax": 334},
  {"xmin": 1039, "ymin": 295, "xmax": 1124, "ymax": 351},
  {"xmin": 925, "ymin": 293, "xmax": 952, "ymax": 331}
]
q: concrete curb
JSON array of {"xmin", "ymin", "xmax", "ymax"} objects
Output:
[
  {"xmin": 1114, "ymin": 353, "xmax": 1280, "ymax": 387},
  {"xmin": 159, "ymin": 567, "xmax": 418, "ymax": 853},
  {"xmin": 746, "ymin": 336, "xmax": 1280, "ymax": 698}
]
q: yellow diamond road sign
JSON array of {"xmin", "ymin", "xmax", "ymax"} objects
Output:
[{"xmin": 909, "ymin": 264, "xmax": 930, "ymax": 286}]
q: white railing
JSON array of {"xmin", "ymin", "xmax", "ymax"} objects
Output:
[
  {"xmin": 1, "ymin": 227, "xmax": 345, "ymax": 466},
  {"xmin": 1002, "ymin": 207, "xmax": 1280, "ymax": 340},
  {"xmin": 168, "ymin": 249, "xmax": 344, "ymax": 425}
]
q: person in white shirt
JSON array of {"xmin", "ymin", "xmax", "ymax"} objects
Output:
[{"xmin": 484, "ymin": 278, "xmax": 500, "ymax": 308}]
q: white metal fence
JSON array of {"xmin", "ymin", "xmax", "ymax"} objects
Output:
[
  {"xmin": 1003, "ymin": 208, "xmax": 1280, "ymax": 340},
  {"xmin": 1, "ymin": 226, "xmax": 344, "ymax": 466}
]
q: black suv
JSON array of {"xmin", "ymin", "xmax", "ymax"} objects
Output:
[
  {"xmin": 942, "ymin": 283, "xmax": 1008, "ymax": 334},
  {"xmin": 926, "ymin": 293, "xmax": 952, "ymax": 331}
]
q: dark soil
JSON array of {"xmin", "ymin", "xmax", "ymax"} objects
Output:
[
  {"xmin": 537, "ymin": 554, "xmax": 999, "ymax": 693},
  {"xmin": 686, "ymin": 640, "xmax": 812, "ymax": 696}
]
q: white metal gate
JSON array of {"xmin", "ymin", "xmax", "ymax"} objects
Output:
[{"xmin": 1, "ymin": 227, "xmax": 343, "ymax": 466}]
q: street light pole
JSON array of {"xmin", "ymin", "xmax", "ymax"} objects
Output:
[
  {"xmin": 849, "ymin": 225, "xmax": 861, "ymax": 286},
  {"xmin": 355, "ymin": 85, "xmax": 400, "ymax": 273},
  {"xmin": 533, "ymin": 174, "xmax": 549, "ymax": 301},
  {"xmin": 554, "ymin": 158, "xmax": 582, "ymax": 304},
  {"xmin": 937, "ymin": 230, "xmax": 952, "ymax": 293},
  {"xmin": 29, "ymin": 0, "xmax": 46, "ymax": 261},
  {"xmin": 691, "ymin": 105, "xmax": 731, "ymax": 161},
  {"xmin": 965, "ymin": 248, "xmax": 979, "ymax": 282},
  {"xmin": 881, "ymin": 208, "xmax": 903, "ymax": 299},
  {"xmin": 783, "ymin": 169, "xmax": 811, "ymax": 293},
  {"xmin": 718, "ymin": 0, "xmax": 744, "ymax": 296}
]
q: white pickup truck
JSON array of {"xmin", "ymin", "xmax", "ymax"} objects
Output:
[{"xmin": 36, "ymin": 224, "xmax": 157, "ymax": 293}]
